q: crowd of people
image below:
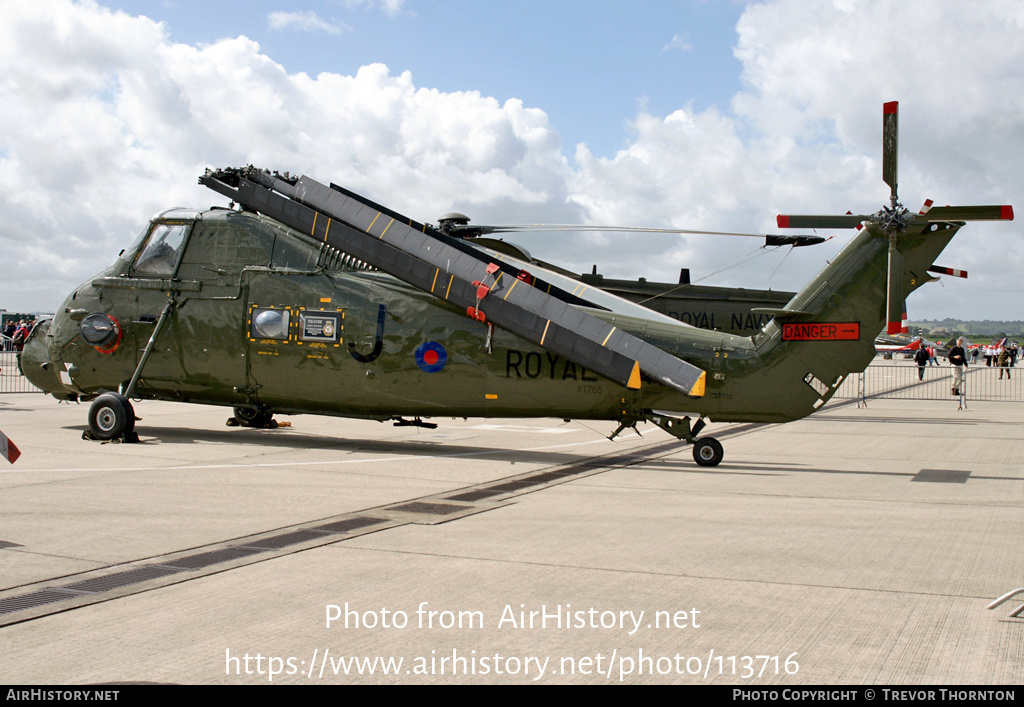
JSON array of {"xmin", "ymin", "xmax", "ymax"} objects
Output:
[
  {"xmin": 2, "ymin": 320, "xmax": 33, "ymax": 352},
  {"xmin": 976, "ymin": 342, "xmax": 1019, "ymax": 369},
  {"xmin": 910, "ymin": 338, "xmax": 1019, "ymax": 392},
  {"xmin": 944, "ymin": 338, "xmax": 1019, "ymax": 395}
]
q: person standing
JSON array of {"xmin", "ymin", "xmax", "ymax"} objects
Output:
[
  {"xmin": 11, "ymin": 321, "xmax": 28, "ymax": 352},
  {"xmin": 998, "ymin": 345, "xmax": 1011, "ymax": 379},
  {"xmin": 914, "ymin": 345, "xmax": 930, "ymax": 381},
  {"xmin": 949, "ymin": 338, "xmax": 968, "ymax": 396}
]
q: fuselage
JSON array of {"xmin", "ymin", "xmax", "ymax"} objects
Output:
[{"xmin": 22, "ymin": 206, "xmax": 962, "ymax": 427}]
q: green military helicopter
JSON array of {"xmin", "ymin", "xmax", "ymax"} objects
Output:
[{"xmin": 20, "ymin": 103, "xmax": 1013, "ymax": 466}]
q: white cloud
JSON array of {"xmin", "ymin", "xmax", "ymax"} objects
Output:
[
  {"xmin": 267, "ymin": 10, "xmax": 349, "ymax": 34},
  {"xmin": 662, "ymin": 34, "xmax": 692, "ymax": 52},
  {"xmin": 0, "ymin": 1, "xmax": 572, "ymax": 312},
  {"xmin": 563, "ymin": 0, "xmax": 1024, "ymax": 319},
  {"xmin": 336, "ymin": 0, "xmax": 410, "ymax": 18},
  {"xmin": 0, "ymin": 0, "xmax": 1021, "ymax": 323}
]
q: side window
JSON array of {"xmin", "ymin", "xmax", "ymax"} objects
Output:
[
  {"xmin": 176, "ymin": 218, "xmax": 274, "ymax": 276},
  {"xmin": 249, "ymin": 307, "xmax": 291, "ymax": 341},
  {"xmin": 134, "ymin": 223, "xmax": 189, "ymax": 275}
]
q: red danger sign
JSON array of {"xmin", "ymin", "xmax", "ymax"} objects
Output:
[{"xmin": 782, "ymin": 322, "xmax": 860, "ymax": 341}]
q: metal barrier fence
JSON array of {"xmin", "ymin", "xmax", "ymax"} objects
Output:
[
  {"xmin": 0, "ymin": 352, "xmax": 42, "ymax": 394},
  {"xmin": 833, "ymin": 361, "xmax": 1022, "ymax": 402}
]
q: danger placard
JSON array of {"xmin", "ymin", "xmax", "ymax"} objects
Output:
[{"xmin": 782, "ymin": 322, "xmax": 860, "ymax": 341}]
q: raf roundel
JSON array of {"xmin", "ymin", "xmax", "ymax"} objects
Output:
[{"xmin": 415, "ymin": 342, "xmax": 448, "ymax": 373}]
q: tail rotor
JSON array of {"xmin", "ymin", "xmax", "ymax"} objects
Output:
[{"xmin": 777, "ymin": 101, "xmax": 1014, "ymax": 334}]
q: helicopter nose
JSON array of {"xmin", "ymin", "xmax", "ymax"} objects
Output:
[{"xmin": 19, "ymin": 320, "xmax": 68, "ymax": 397}]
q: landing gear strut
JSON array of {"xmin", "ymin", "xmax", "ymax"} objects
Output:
[
  {"xmin": 84, "ymin": 298, "xmax": 174, "ymax": 443},
  {"xmin": 611, "ymin": 411, "xmax": 725, "ymax": 467}
]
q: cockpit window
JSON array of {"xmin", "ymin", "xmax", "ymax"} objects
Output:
[{"xmin": 134, "ymin": 223, "xmax": 189, "ymax": 275}]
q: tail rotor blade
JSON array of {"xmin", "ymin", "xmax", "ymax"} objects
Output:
[
  {"xmin": 928, "ymin": 265, "xmax": 968, "ymax": 279},
  {"xmin": 883, "ymin": 101, "xmax": 899, "ymax": 204},
  {"xmin": 776, "ymin": 214, "xmax": 869, "ymax": 229},
  {"xmin": 922, "ymin": 205, "xmax": 1014, "ymax": 222}
]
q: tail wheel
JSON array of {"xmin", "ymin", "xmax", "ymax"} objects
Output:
[
  {"xmin": 88, "ymin": 393, "xmax": 135, "ymax": 440},
  {"xmin": 692, "ymin": 437, "xmax": 724, "ymax": 467}
]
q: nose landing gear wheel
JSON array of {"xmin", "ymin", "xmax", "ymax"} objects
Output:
[
  {"xmin": 692, "ymin": 437, "xmax": 723, "ymax": 467},
  {"xmin": 87, "ymin": 392, "xmax": 136, "ymax": 441}
]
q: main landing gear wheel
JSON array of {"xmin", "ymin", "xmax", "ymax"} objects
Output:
[
  {"xmin": 88, "ymin": 392, "xmax": 136, "ymax": 441},
  {"xmin": 232, "ymin": 406, "xmax": 276, "ymax": 428},
  {"xmin": 692, "ymin": 437, "xmax": 724, "ymax": 467}
]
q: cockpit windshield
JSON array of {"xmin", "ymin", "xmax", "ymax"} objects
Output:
[
  {"xmin": 133, "ymin": 223, "xmax": 189, "ymax": 275},
  {"xmin": 119, "ymin": 223, "xmax": 152, "ymax": 265}
]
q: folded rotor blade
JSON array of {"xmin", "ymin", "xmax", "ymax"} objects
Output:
[
  {"xmin": 450, "ymin": 223, "xmax": 826, "ymax": 248},
  {"xmin": 200, "ymin": 167, "xmax": 708, "ymax": 398},
  {"xmin": 452, "ymin": 224, "xmax": 777, "ymax": 238},
  {"xmin": 764, "ymin": 235, "xmax": 827, "ymax": 247}
]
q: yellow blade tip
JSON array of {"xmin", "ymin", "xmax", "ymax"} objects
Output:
[
  {"xmin": 688, "ymin": 371, "xmax": 706, "ymax": 398},
  {"xmin": 627, "ymin": 362, "xmax": 642, "ymax": 390}
]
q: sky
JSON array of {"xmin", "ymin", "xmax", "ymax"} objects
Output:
[{"xmin": 1, "ymin": 0, "xmax": 1022, "ymax": 323}]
